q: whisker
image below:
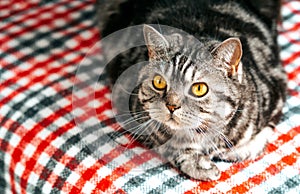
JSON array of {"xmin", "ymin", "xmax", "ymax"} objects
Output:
[{"xmin": 125, "ymin": 119, "xmax": 155, "ymax": 148}]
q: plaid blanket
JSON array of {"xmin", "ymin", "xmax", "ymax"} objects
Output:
[{"xmin": 0, "ymin": 0, "xmax": 299, "ymax": 193}]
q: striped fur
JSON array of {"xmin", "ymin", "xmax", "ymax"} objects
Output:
[{"xmin": 97, "ymin": 0, "xmax": 286, "ymax": 180}]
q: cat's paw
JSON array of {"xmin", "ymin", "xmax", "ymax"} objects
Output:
[
  {"xmin": 212, "ymin": 151, "xmax": 243, "ymax": 162},
  {"xmin": 212, "ymin": 146, "xmax": 263, "ymax": 162},
  {"xmin": 179, "ymin": 156, "xmax": 221, "ymax": 181}
]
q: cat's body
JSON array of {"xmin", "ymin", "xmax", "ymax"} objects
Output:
[{"xmin": 97, "ymin": 0, "xmax": 286, "ymax": 180}]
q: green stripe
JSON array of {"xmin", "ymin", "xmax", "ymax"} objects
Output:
[
  {"xmin": 268, "ymin": 174, "xmax": 300, "ymax": 194},
  {"xmin": 0, "ymin": 153, "xmax": 6, "ymax": 191},
  {"xmin": 122, "ymin": 164, "xmax": 171, "ymax": 192},
  {"xmin": 283, "ymin": 11, "xmax": 300, "ymax": 21},
  {"xmin": 147, "ymin": 175, "xmax": 185, "ymax": 194},
  {"xmin": 34, "ymin": 134, "xmax": 83, "ymax": 193}
]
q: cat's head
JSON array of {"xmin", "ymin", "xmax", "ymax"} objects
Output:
[{"xmin": 136, "ymin": 25, "xmax": 243, "ymax": 133}]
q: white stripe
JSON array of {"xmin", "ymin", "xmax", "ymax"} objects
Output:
[
  {"xmin": 284, "ymin": 58, "xmax": 300, "ymax": 74},
  {"xmin": 279, "ymin": 112, "xmax": 300, "ymax": 131},
  {"xmin": 174, "ymin": 53, "xmax": 183, "ymax": 75},
  {"xmin": 184, "ymin": 65, "xmax": 194, "ymax": 81},
  {"xmin": 248, "ymin": 158, "xmax": 300, "ymax": 193},
  {"xmin": 181, "ymin": 58, "xmax": 192, "ymax": 73},
  {"xmin": 208, "ymin": 133, "xmax": 300, "ymax": 193},
  {"xmin": 165, "ymin": 179, "xmax": 198, "ymax": 194},
  {"xmin": 119, "ymin": 157, "xmax": 163, "ymax": 189}
]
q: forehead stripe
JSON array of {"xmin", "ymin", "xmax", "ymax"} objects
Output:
[
  {"xmin": 178, "ymin": 55, "xmax": 188, "ymax": 71},
  {"xmin": 182, "ymin": 59, "xmax": 193, "ymax": 76},
  {"xmin": 191, "ymin": 65, "xmax": 198, "ymax": 80}
]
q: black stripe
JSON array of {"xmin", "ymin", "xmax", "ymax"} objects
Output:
[
  {"xmin": 141, "ymin": 96, "xmax": 155, "ymax": 103},
  {"xmin": 217, "ymin": 93, "xmax": 236, "ymax": 108},
  {"xmin": 225, "ymin": 103, "xmax": 244, "ymax": 136},
  {"xmin": 191, "ymin": 65, "xmax": 198, "ymax": 80},
  {"xmin": 198, "ymin": 106, "xmax": 210, "ymax": 114},
  {"xmin": 206, "ymin": 9, "xmax": 269, "ymax": 44},
  {"xmin": 141, "ymin": 87, "xmax": 149, "ymax": 96},
  {"xmin": 178, "ymin": 55, "xmax": 188, "ymax": 71},
  {"xmin": 164, "ymin": 61, "xmax": 171, "ymax": 75},
  {"xmin": 247, "ymin": 69, "xmax": 262, "ymax": 130},
  {"xmin": 182, "ymin": 61, "xmax": 193, "ymax": 76},
  {"xmin": 242, "ymin": 40, "xmax": 277, "ymax": 89}
]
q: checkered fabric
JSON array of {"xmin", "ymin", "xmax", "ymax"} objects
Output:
[{"xmin": 0, "ymin": 0, "xmax": 299, "ymax": 193}]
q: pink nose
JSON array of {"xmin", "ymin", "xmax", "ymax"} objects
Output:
[{"xmin": 166, "ymin": 104, "xmax": 180, "ymax": 113}]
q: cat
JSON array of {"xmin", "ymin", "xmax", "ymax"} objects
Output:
[{"xmin": 96, "ymin": 0, "xmax": 286, "ymax": 181}]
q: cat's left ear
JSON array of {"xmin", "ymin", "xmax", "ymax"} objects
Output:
[
  {"xmin": 143, "ymin": 25, "xmax": 169, "ymax": 61},
  {"xmin": 212, "ymin": 38, "xmax": 243, "ymax": 81}
]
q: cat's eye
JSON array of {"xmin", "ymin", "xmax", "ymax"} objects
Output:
[
  {"xmin": 190, "ymin": 82, "xmax": 208, "ymax": 97},
  {"xmin": 152, "ymin": 75, "xmax": 167, "ymax": 90}
]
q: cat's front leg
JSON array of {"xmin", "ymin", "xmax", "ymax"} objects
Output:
[{"xmin": 173, "ymin": 151, "xmax": 221, "ymax": 181}]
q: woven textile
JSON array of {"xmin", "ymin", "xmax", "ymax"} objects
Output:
[{"xmin": 0, "ymin": 0, "xmax": 299, "ymax": 193}]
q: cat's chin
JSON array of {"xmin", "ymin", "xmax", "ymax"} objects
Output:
[
  {"xmin": 165, "ymin": 121, "xmax": 205, "ymax": 132},
  {"xmin": 165, "ymin": 119, "xmax": 194, "ymax": 131},
  {"xmin": 165, "ymin": 119, "xmax": 181, "ymax": 130}
]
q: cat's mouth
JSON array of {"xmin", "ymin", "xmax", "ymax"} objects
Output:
[{"xmin": 165, "ymin": 116, "xmax": 181, "ymax": 129}]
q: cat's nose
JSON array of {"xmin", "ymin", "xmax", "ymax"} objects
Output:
[{"xmin": 166, "ymin": 104, "xmax": 180, "ymax": 113}]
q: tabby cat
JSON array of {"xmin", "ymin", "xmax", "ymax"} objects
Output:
[{"xmin": 96, "ymin": 0, "xmax": 286, "ymax": 180}]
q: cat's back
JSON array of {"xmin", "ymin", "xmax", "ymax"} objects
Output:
[{"xmin": 97, "ymin": 0, "xmax": 280, "ymax": 38}]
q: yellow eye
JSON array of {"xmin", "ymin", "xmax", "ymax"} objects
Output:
[
  {"xmin": 191, "ymin": 82, "xmax": 208, "ymax": 97},
  {"xmin": 152, "ymin": 75, "xmax": 167, "ymax": 90}
]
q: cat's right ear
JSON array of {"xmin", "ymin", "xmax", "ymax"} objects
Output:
[
  {"xmin": 143, "ymin": 25, "xmax": 169, "ymax": 61},
  {"xmin": 211, "ymin": 38, "xmax": 243, "ymax": 82}
]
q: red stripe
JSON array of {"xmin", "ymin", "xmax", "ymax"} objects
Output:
[
  {"xmin": 185, "ymin": 126, "xmax": 300, "ymax": 193},
  {"xmin": 0, "ymin": 53, "xmax": 82, "ymax": 106},
  {"xmin": 0, "ymin": 2, "xmax": 40, "ymax": 20},
  {"xmin": 68, "ymin": 97, "xmax": 137, "ymax": 193},
  {"xmin": 0, "ymin": 43, "xmax": 80, "ymax": 92},
  {"xmin": 15, "ymin": 88, "xmax": 109, "ymax": 193},
  {"xmin": 0, "ymin": 117, "xmax": 38, "ymax": 193},
  {"xmin": 26, "ymin": 161, "xmax": 79, "ymax": 193},
  {"xmin": 279, "ymin": 32, "xmax": 300, "ymax": 47},
  {"xmin": 0, "ymin": 1, "xmax": 83, "ymax": 37},
  {"xmin": 64, "ymin": 95, "xmax": 115, "ymax": 193},
  {"xmin": 285, "ymin": 2, "xmax": 300, "ymax": 18},
  {"xmin": 228, "ymin": 149, "xmax": 299, "ymax": 193},
  {"xmin": 1, "ymin": 1, "xmax": 99, "ymax": 193},
  {"xmin": 69, "ymin": 145, "xmax": 127, "ymax": 193},
  {"xmin": 0, "ymin": 139, "xmax": 18, "ymax": 194},
  {"xmin": 284, "ymin": 2, "xmax": 300, "ymax": 33},
  {"xmin": 282, "ymin": 51, "xmax": 300, "ymax": 66},
  {"xmin": 9, "ymin": 103, "xmax": 72, "ymax": 194},
  {"xmin": 0, "ymin": 139, "xmax": 16, "ymax": 158},
  {"xmin": 93, "ymin": 151, "xmax": 157, "ymax": 193},
  {"xmin": 283, "ymin": 20, "xmax": 300, "ymax": 33},
  {"xmin": 0, "ymin": 3, "xmax": 97, "ymax": 81},
  {"xmin": 0, "ymin": 28, "xmax": 99, "ymax": 106},
  {"xmin": 19, "ymin": 119, "xmax": 75, "ymax": 194},
  {"xmin": 287, "ymin": 67, "xmax": 300, "ymax": 82}
]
